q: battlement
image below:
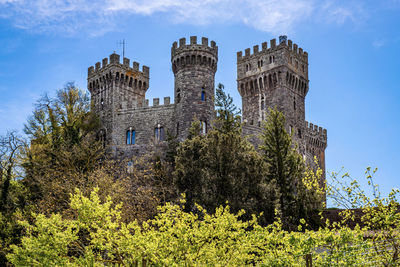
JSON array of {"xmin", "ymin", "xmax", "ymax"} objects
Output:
[
  {"xmin": 237, "ymin": 35, "xmax": 308, "ymax": 62},
  {"xmin": 118, "ymin": 96, "xmax": 174, "ymax": 113},
  {"xmin": 305, "ymin": 121, "xmax": 327, "ymax": 136},
  {"xmin": 171, "ymin": 36, "xmax": 218, "ymax": 59},
  {"xmin": 88, "ymin": 53, "xmax": 150, "ymax": 78},
  {"xmin": 305, "ymin": 121, "xmax": 327, "ymax": 149}
]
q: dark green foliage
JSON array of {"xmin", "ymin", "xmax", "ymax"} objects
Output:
[
  {"xmin": 0, "ymin": 131, "xmax": 28, "ymax": 266},
  {"xmin": 174, "ymin": 84, "xmax": 277, "ymax": 224},
  {"xmin": 214, "ymin": 83, "xmax": 241, "ymax": 133},
  {"xmin": 261, "ymin": 108, "xmax": 310, "ymax": 229}
]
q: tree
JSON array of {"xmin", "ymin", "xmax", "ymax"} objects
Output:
[
  {"xmin": 0, "ymin": 131, "xmax": 28, "ymax": 265},
  {"xmin": 174, "ymin": 84, "xmax": 276, "ymax": 223},
  {"xmin": 214, "ymin": 83, "xmax": 241, "ymax": 133},
  {"xmin": 22, "ymin": 83, "xmax": 104, "ymax": 215},
  {"xmin": 0, "ymin": 131, "xmax": 26, "ymax": 213},
  {"xmin": 260, "ymin": 108, "xmax": 322, "ymax": 229}
]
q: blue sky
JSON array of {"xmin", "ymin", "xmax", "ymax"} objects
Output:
[{"xmin": 0, "ymin": 0, "xmax": 399, "ymax": 204}]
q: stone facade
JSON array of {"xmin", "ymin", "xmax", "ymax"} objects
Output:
[
  {"xmin": 87, "ymin": 35, "xmax": 327, "ymax": 174},
  {"xmin": 237, "ymin": 35, "xmax": 327, "ymax": 174}
]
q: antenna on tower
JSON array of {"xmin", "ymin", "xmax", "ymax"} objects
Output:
[{"xmin": 117, "ymin": 39, "xmax": 126, "ymax": 58}]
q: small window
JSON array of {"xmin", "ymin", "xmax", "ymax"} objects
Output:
[
  {"xmin": 200, "ymin": 120, "xmax": 207, "ymax": 135},
  {"xmin": 176, "ymin": 88, "xmax": 181, "ymax": 104},
  {"xmin": 261, "ymin": 96, "xmax": 265, "ymax": 110},
  {"xmin": 201, "ymin": 91, "xmax": 206, "ymax": 101},
  {"xmin": 155, "ymin": 126, "xmax": 165, "ymax": 142},
  {"xmin": 289, "ymin": 125, "xmax": 293, "ymax": 135},
  {"xmin": 298, "ymin": 129, "xmax": 302, "ymax": 139},
  {"xmin": 293, "ymin": 97, "xmax": 296, "ymax": 110},
  {"xmin": 126, "ymin": 129, "xmax": 135, "ymax": 145}
]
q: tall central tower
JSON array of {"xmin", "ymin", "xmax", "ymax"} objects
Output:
[
  {"xmin": 237, "ymin": 36, "xmax": 309, "ymax": 154},
  {"xmin": 171, "ymin": 36, "xmax": 218, "ymax": 140}
]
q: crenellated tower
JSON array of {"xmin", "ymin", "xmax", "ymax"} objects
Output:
[
  {"xmin": 237, "ymin": 36, "xmax": 327, "ymax": 180},
  {"xmin": 88, "ymin": 53, "xmax": 150, "ymax": 146},
  {"xmin": 171, "ymin": 36, "xmax": 218, "ymax": 140},
  {"xmin": 237, "ymin": 36, "xmax": 310, "ymax": 153}
]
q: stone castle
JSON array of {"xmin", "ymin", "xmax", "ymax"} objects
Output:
[{"xmin": 87, "ymin": 35, "xmax": 327, "ymax": 171}]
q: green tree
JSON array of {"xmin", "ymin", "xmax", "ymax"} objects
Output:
[
  {"xmin": 261, "ymin": 108, "xmax": 316, "ymax": 229},
  {"xmin": 214, "ymin": 83, "xmax": 241, "ymax": 133},
  {"xmin": 7, "ymin": 187, "xmax": 383, "ymax": 266},
  {"xmin": 22, "ymin": 83, "xmax": 104, "ymax": 215},
  {"xmin": 174, "ymin": 84, "xmax": 276, "ymax": 223},
  {"xmin": 0, "ymin": 131, "xmax": 28, "ymax": 265}
]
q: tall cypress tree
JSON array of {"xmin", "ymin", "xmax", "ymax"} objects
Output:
[{"xmin": 261, "ymin": 108, "xmax": 305, "ymax": 229}]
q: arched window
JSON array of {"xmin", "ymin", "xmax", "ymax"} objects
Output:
[
  {"xmin": 154, "ymin": 125, "xmax": 165, "ymax": 142},
  {"xmin": 261, "ymin": 97, "xmax": 265, "ymax": 110},
  {"xmin": 126, "ymin": 128, "xmax": 135, "ymax": 145},
  {"xmin": 200, "ymin": 120, "xmax": 207, "ymax": 135},
  {"xmin": 201, "ymin": 90, "xmax": 206, "ymax": 101},
  {"xmin": 176, "ymin": 88, "xmax": 181, "ymax": 103}
]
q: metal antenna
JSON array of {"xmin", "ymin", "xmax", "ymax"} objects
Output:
[{"xmin": 117, "ymin": 39, "xmax": 126, "ymax": 58}]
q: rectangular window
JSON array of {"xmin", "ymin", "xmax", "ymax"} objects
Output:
[
  {"xmin": 154, "ymin": 128, "xmax": 159, "ymax": 141},
  {"xmin": 126, "ymin": 130, "xmax": 131, "ymax": 145}
]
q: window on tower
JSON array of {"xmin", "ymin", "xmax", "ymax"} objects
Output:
[
  {"xmin": 126, "ymin": 128, "xmax": 135, "ymax": 145},
  {"xmin": 176, "ymin": 88, "xmax": 181, "ymax": 103},
  {"xmin": 201, "ymin": 91, "xmax": 206, "ymax": 101},
  {"xmin": 154, "ymin": 126, "xmax": 165, "ymax": 142}
]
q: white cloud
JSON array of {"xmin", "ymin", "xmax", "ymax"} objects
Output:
[
  {"xmin": 372, "ymin": 40, "xmax": 385, "ymax": 48},
  {"xmin": 319, "ymin": 0, "xmax": 366, "ymax": 26},
  {"xmin": 0, "ymin": 0, "xmax": 366, "ymax": 36}
]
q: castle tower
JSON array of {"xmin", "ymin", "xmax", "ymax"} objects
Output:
[
  {"xmin": 237, "ymin": 36, "xmax": 327, "ymax": 176},
  {"xmin": 88, "ymin": 53, "xmax": 149, "ymax": 146},
  {"xmin": 171, "ymin": 36, "xmax": 218, "ymax": 140},
  {"xmin": 237, "ymin": 36, "xmax": 310, "ymax": 153}
]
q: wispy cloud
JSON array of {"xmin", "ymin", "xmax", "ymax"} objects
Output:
[
  {"xmin": 372, "ymin": 40, "xmax": 385, "ymax": 48},
  {"xmin": 0, "ymin": 0, "xmax": 366, "ymax": 36},
  {"xmin": 319, "ymin": 0, "xmax": 366, "ymax": 26}
]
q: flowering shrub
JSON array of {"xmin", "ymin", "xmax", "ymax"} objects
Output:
[{"xmin": 7, "ymin": 182, "xmax": 400, "ymax": 266}]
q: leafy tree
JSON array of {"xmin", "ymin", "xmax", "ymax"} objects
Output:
[
  {"xmin": 0, "ymin": 131, "xmax": 26, "ymax": 213},
  {"xmin": 174, "ymin": 84, "xmax": 276, "ymax": 223},
  {"xmin": 328, "ymin": 167, "xmax": 400, "ymax": 265},
  {"xmin": 7, "ymin": 187, "xmax": 394, "ymax": 266},
  {"xmin": 260, "ymin": 108, "xmax": 322, "ymax": 229},
  {"xmin": 22, "ymin": 83, "xmax": 104, "ymax": 215},
  {"xmin": 0, "ymin": 131, "xmax": 28, "ymax": 265}
]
